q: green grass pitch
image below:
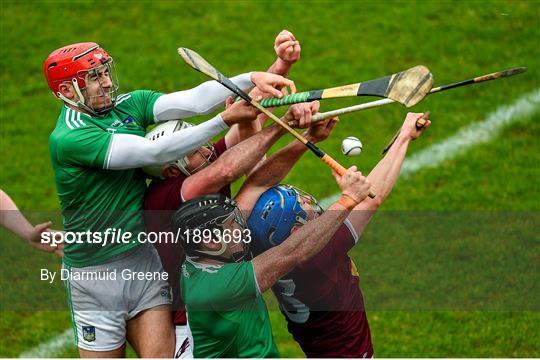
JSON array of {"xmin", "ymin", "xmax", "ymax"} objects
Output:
[{"xmin": 1, "ymin": 0, "xmax": 538, "ymax": 357}]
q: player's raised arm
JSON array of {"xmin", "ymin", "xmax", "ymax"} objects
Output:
[
  {"xmin": 236, "ymin": 102, "xmax": 340, "ymax": 213},
  {"xmin": 153, "ymin": 71, "xmax": 295, "ymax": 121},
  {"xmin": 105, "ymin": 100, "xmax": 262, "ymax": 170},
  {"xmin": 225, "ymin": 30, "xmax": 302, "ymax": 147},
  {"xmin": 348, "ymin": 112, "xmax": 431, "ymax": 236},
  {"xmin": 269, "ymin": 29, "xmax": 301, "ymax": 77},
  {"xmin": 251, "ymin": 167, "xmax": 371, "ymax": 293}
]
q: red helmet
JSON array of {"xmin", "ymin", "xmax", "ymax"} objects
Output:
[
  {"xmin": 44, "ymin": 42, "xmax": 119, "ymax": 115},
  {"xmin": 44, "ymin": 42, "xmax": 112, "ymax": 94}
]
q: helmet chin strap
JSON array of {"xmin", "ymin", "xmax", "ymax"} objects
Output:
[
  {"xmin": 194, "ymin": 241, "xmax": 250, "ymax": 264},
  {"xmin": 56, "ymin": 78, "xmax": 105, "ymax": 117},
  {"xmin": 198, "ymin": 241, "xmax": 228, "ymax": 257}
]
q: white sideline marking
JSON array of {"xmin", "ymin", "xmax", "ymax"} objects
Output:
[
  {"xmin": 18, "ymin": 89, "xmax": 540, "ymax": 358},
  {"xmin": 320, "ymin": 89, "xmax": 540, "ymax": 207},
  {"xmin": 19, "ymin": 329, "xmax": 72, "ymax": 358}
]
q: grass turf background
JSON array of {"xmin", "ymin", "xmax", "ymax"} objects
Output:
[{"xmin": 1, "ymin": 0, "xmax": 539, "ymax": 357}]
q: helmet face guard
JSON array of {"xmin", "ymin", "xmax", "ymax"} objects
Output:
[
  {"xmin": 143, "ymin": 120, "xmax": 216, "ymax": 178},
  {"xmin": 181, "ymin": 145, "xmax": 217, "ymax": 176},
  {"xmin": 171, "ymin": 194, "xmax": 251, "ymax": 263},
  {"xmin": 75, "ymin": 61, "xmax": 119, "ymax": 115},
  {"xmin": 294, "ymin": 186, "xmax": 324, "ymax": 218},
  {"xmin": 194, "ymin": 207, "xmax": 250, "ymax": 262}
]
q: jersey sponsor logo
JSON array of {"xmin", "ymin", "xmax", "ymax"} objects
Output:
[
  {"xmin": 181, "ymin": 264, "xmax": 190, "ymax": 279},
  {"xmin": 107, "ymin": 128, "xmax": 117, "ymax": 134},
  {"xmin": 110, "ymin": 119, "xmax": 124, "ymax": 128},
  {"xmin": 82, "ymin": 325, "xmax": 96, "ymax": 342}
]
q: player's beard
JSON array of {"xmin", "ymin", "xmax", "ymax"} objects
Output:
[{"xmin": 89, "ymin": 92, "xmax": 114, "ymax": 115}]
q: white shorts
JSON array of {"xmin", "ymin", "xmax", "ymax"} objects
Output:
[
  {"xmin": 63, "ymin": 244, "xmax": 172, "ymax": 351},
  {"xmin": 174, "ymin": 325, "xmax": 193, "ymax": 358}
]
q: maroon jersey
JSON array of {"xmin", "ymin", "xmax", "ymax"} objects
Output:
[
  {"xmin": 144, "ymin": 138, "xmax": 230, "ymax": 326},
  {"xmin": 271, "ymin": 219, "xmax": 373, "ymax": 358}
]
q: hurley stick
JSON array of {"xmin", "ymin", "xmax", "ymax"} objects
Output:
[
  {"xmin": 259, "ymin": 65, "xmax": 433, "ymax": 108},
  {"xmin": 177, "ymin": 47, "xmax": 376, "ymax": 198},
  {"xmin": 310, "ymin": 67, "xmax": 527, "ymax": 123}
]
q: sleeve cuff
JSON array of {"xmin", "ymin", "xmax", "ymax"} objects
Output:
[{"xmin": 213, "ymin": 113, "xmax": 229, "ymax": 130}]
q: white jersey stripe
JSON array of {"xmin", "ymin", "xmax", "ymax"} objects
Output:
[
  {"xmin": 77, "ymin": 112, "xmax": 86, "ymax": 126},
  {"xmin": 115, "ymin": 94, "xmax": 132, "ymax": 106},
  {"xmin": 72, "ymin": 109, "xmax": 80, "ymax": 128},
  {"xmin": 343, "ymin": 218, "xmax": 359, "ymax": 244},
  {"xmin": 64, "ymin": 110, "xmax": 74, "ymax": 130},
  {"xmin": 117, "ymin": 93, "xmax": 130, "ymax": 101},
  {"xmin": 69, "ymin": 109, "xmax": 80, "ymax": 128}
]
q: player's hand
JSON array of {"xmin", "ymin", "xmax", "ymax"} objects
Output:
[
  {"xmin": 332, "ymin": 166, "xmax": 371, "ymax": 203},
  {"xmin": 251, "ymin": 72, "xmax": 296, "ymax": 99},
  {"xmin": 274, "ymin": 30, "xmax": 301, "ymax": 65},
  {"xmin": 399, "ymin": 112, "xmax": 431, "ymax": 140},
  {"xmin": 221, "ymin": 99, "xmax": 261, "ymax": 126},
  {"xmin": 305, "ymin": 114, "xmax": 339, "ymax": 144},
  {"xmin": 224, "ymin": 96, "xmax": 234, "ymax": 110},
  {"xmin": 282, "ymin": 101, "xmax": 319, "ymax": 129},
  {"xmin": 28, "ymin": 221, "xmax": 64, "ymax": 257}
]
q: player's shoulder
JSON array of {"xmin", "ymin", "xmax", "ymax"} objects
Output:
[
  {"xmin": 50, "ymin": 107, "xmax": 95, "ymax": 140},
  {"xmin": 115, "ymin": 90, "xmax": 161, "ymax": 107},
  {"xmin": 115, "ymin": 92, "xmax": 134, "ymax": 106},
  {"xmin": 184, "ymin": 259, "xmax": 248, "ymax": 282}
]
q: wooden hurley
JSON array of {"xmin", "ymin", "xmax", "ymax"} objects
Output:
[{"xmin": 259, "ymin": 65, "xmax": 433, "ymax": 108}]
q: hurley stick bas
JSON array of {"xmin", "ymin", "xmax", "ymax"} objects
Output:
[
  {"xmin": 309, "ymin": 67, "xmax": 528, "ymax": 123},
  {"xmin": 259, "ymin": 65, "xmax": 434, "ymax": 108},
  {"xmin": 178, "ymin": 47, "xmax": 376, "ymax": 198}
]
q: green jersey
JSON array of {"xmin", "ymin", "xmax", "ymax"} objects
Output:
[
  {"xmin": 49, "ymin": 90, "xmax": 162, "ymax": 267},
  {"xmin": 181, "ymin": 260, "xmax": 279, "ymax": 358}
]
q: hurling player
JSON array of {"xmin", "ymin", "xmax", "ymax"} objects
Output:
[
  {"xmin": 44, "ymin": 40, "xmax": 293, "ymax": 357},
  {"xmin": 244, "ymin": 112, "xmax": 431, "ymax": 357}
]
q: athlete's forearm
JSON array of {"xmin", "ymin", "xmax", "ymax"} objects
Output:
[
  {"xmin": 243, "ymin": 136, "xmax": 309, "ymax": 189},
  {"xmin": 345, "ymin": 134, "xmax": 411, "ymax": 238},
  {"xmin": 106, "ymin": 114, "xmax": 227, "ymax": 169},
  {"xmin": 221, "ymin": 125, "xmax": 285, "ymax": 180},
  {"xmin": 0, "ymin": 190, "xmax": 35, "ymax": 241},
  {"xmin": 153, "ymin": 73, "xmax": 253, "ymax": 121},
  {"xmin": 363, "ymin": 134, "xmax": 411, "ymax": 208},
  {"xmin": 182, "ymin": 124, "xmax": 285, "ymax": 200},
  {"xmin": 268, "ymin": 58, "xmax": 293, "ymax": 77},
  {"xmin": 224, "ymin": 116, "xmax": 263, "ymax": 149},
  {"xmin": 253, "ymin": 201, "xmax": 350, "ymax": 293}
]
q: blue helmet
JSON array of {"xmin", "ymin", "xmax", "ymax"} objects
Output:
[{"xmin": 247, "ymin": 185, "xmax": 310, "ymax": 255}]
